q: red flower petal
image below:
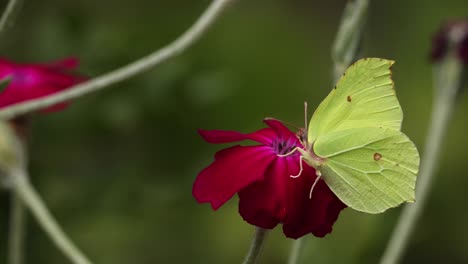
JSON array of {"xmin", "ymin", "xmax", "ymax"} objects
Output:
[
  {"xmin": 282, "ymin": 164, "xmax": 346, "ymax": 239},
  {"xmin": 0, "ymin": 57, "xmax": 84, "ymax": 113},
  {"xmin": 198, "ymin": 128, "xmax": 276, "ymax": 145},
  {"xmin": 195, "ymin": 119, "xmax": 345, "ymax": 239},
  {"xmin": 47, "ymin": 57, "xmax": 80, "ymax": 70},
  {"xmin": 238, "ymin": 156, "xmax": 299, "ymax": 229},
  {"xmin": 263, "ymin": 118, "xmax": 299, "ymax": 142},
  {"xmin": 193, "ymin": 145, "xmax": 276, "ymax": 210}
]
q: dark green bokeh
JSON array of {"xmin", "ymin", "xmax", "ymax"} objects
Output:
[{"xmin": 1, "ymin": 0, "xmax": 468, "ymax": 263}]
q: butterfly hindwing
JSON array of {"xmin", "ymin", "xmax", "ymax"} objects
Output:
[{"xmin": 313, "ymin": 127, "xmax": 419, "ymax": 213}]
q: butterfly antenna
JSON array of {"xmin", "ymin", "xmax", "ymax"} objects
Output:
[{"xmin": 304, "ymin": 101, "xmax": 308, "ymax": 131}]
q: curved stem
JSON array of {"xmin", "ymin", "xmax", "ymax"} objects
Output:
[
  {"xmin": 287, "ymin": 238, "xmax": 306, "ymax": 264},
  {"xmin": 0, "ymin": 0, "xmax": 234, "ymax": 120},
  {"xmin": 332, "ymin": 0, "xmax": 368, "ymax": 81},
  {"xmin": 9, "ymin": 168, "xmax": 92, "ymax": 264},
  {"xmin": 7, "ymin": 127, "xmax": 29, "ymax": 264},
  {"xmin": 8, "ymin": 191, "xmax": 26, "ymax": 264},
  {"xmin": 242, "ymin": 227, "xmax": 268, "ymax": 264},
  {"xmin": 0, "ymin": 0, "xmax": 22, "ymax": 36},
  {"xmin": 380, "ymin": 55, "xmax": 463, "ymax": 264},
  {"xmin": 290, "ymin": 1, "xmax": 369, "ymax": 263}
]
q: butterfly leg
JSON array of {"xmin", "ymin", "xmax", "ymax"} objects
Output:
[
  {"xmin": 309, "ymin": 174, "xmax": 322, "ymax": 199},
  {"xmin": 290, "ymin": 155, "xmax": 303, "ymax": 178},
  {"xmin": 277, "ymin": 147, "xmax": 306, "ymax": 178},
  {"xmin": 277, "ymin": 147, "xmax": 299, "ymax": 158}
]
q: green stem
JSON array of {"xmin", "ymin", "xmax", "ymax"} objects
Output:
[
  {"xmin": 0, "ymin": 0, "xmax": 22, "ymax": 36},
  {"xmin": 8, "ymin": 191, "xmax": 26, "ymax": 264},
  {"xmin": 289, "ymin": 1, "xmax": 368, "ymax": 263},
  {"xmin": 7, "ymin": 130, "xmax": 29, "ymax": 264},
  {"xmin": 287, "ymin": 237, "xmax": 307, "ymax": 264},
  {"xmin": 332, "ymin": 0, "xmax": 368, "ymax": 81},
  {"xmin": 242, "ymin": 227, "xmax": 268, "ymax": 264},
  {"xmin": 380, "ymin": 55, "xmax": 463, "ymax": 264},
  {"xmin": 0, "ymin": 0, "xmax": 234, "ymax": 120},
  {"xmin": 9, "ymin": 168, "xmax": 92, "ymax": 264}
]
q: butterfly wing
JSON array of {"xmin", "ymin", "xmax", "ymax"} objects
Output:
[
  {"xmin": 313, "ymin": 127, "xmax": 419, "ymax": 213},
  {"xmin": 308, "ymin": 58, "xmax": 402, "ymax": 143}
]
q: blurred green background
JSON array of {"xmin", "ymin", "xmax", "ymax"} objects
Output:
[{"xmin": 1, "ymin": 0, "xmax": 468, "ymax": 263}]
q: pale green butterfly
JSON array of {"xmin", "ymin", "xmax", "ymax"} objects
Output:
[{"xmin": 296, "ymin": 58, "xmax": 420, "ymax": 214}]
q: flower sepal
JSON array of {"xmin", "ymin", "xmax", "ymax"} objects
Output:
[{"xmin": 0, "ymin": 121, "xmax": 24, "ymax": 189}]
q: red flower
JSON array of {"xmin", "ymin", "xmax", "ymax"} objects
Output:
[
  {"xmin": 193, "ymin": 119, "xmax": 346, "ymax": 239},
  {"xmin": 0, "ymin": 57, "xmax": 84, "ymax": 112}
]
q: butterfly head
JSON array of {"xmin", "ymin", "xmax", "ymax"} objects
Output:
[{"xmin": 296, "ymin": 127, "xmax": 308, "ymax": 146}]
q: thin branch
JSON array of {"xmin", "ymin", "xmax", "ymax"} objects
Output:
[
  {"xmin": 0, "ymin": 0, "xmax": 22, "ymax": 36},
  {"xmin": 331, "ymin": 0, "xmax": 368, "ymax": 81},
  {"xmin": 379, "ymin": 52, "xmax": 463, "ymax": 264},
  {"xmin": 9, "ymin": 168, "xmax": 92, "ymax": 264},
  {"xmin": 288, "ymin": 1, "xmax": 369, "ymax": 263},
  {"xmin": 0, "ymin": 0, "xmax": 234, "ymax": 120},
  {"xmin": 7, "ymin": 123, "xmax": 29, "ymax": 264},
  {"xmin": 8, "ymin": 192, "xmax": 26, "ymax": 264},
  {"xmin": 287, "ymin": 237, "xmax": 307, "ymax": 264},
  {"xmin": 242, "ymin": 227, "xmax": 268, "ymax": 264}
]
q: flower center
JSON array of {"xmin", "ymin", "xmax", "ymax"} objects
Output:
[
  {"xmin": 12, "ymin": 69, "xmax": 39, "ymax": 85},
  {"xmin": 272, "ymin": 137, "xmax": 297, "ymax": 156}
]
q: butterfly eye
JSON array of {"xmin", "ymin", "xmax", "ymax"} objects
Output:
[{"xmin": 296, "ymin": 128, "xmax": 307, "ymax": 145}]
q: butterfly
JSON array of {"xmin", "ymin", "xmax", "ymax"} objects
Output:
[{"xmin": 297, "ymin": 58, "xmax": 420, "ymax": 214}]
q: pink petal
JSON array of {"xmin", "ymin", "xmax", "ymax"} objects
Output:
[
  {"xmin": 0, "ymin": 59, "xmax": 15, "ymax": 74},
  {"xmin": 198, "ymin": 128, "xmax": 276, "ymax": 145},
  {"xmin": 0, "ymin": 57, "xmax": 84, "ymax": 113},
  {"xmin": 47, "ymin": 57, "xmax": 80, "ymax": 70},
  {"xmin": 238, "ymin": 156, "xmax": 300, "ymax": 229},
  {"xmin": 263, "ymin": 118, "xmax": 299, "ymax": 142},
  {"xmin": 193, "ymin": 145, "xmax": 276, "ymax": 210},
  {"xmin": 282, "ymin": 163, "xmax": 346, "ymax": 239}
]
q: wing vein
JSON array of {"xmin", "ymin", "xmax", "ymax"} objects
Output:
[
  {"xmin": 370, "ymin": 106, "xmax": 400, "ymax": 114},
  {"xmin": 353, "ymin": 83, "xmax": 392, "ymax": 97},
  {"xmin": 325, "ymin": 163, "xmax": 377, "ymax": 212},
  {"xmin": 330, "ymin": 160, "xmax": 407, "ymax": 205},
  {"xmin": 320, "ymin": 135, "xmax": 392, "ymax": 157}
]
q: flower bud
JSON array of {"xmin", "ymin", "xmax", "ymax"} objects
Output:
[{"xmin": 431, "ymin": 20, "xmax": 468, "ymax": 64}]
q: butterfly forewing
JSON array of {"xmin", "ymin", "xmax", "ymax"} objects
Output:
[{"xmin": 308, "ymin": 58, "xmax": 403, "ymax": 144}]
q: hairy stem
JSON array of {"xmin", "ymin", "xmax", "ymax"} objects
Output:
[
  {"xmin": 0, "ymin": 0, "xmax": 22, "ymax": 36},
  {"xmin": 242, "ymin": 228, "xmax": 268, "ymax": 264},
  {"xmin": 288, "ymin": 1, "xmax": 369, "ymax": 263},
  {"xmin": 287, "ymin": 237, "xmax": 307, "ymax": 264},
  {"xmin": 8, "ymin": 191, "xmax": 26, "ymax": 264},
  {"xmin": 7, "ymin": 129, "xmax": 29, "ymax": 264},
  {"xmin": 332, "ymin": 0, "xmax": 368, "ymax": 81},
  {"xmin": 0, "ymin": 0, "xmax": 234, "ymax": 120},
  {"xmin": 9, "ymin": 168, "xmax": 92, "ymax": 264},
  {"xmin": 380, "ymin": 54, "xmax": 463, "ymax": 264}
]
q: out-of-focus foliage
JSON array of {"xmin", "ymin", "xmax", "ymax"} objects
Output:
[{"xmin": 0, "ymin": 0, "xmax": 467, "ymax": 263}]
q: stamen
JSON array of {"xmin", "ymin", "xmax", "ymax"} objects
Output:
[
  {"xmin": 290, "ymin": 155, "xmax": 304, "ymax": 178},
  {"xmin": 309, "ymin": 174, "xmax": 322, "ymax": 199},
  {"xmin": 277, "ymin": 147, "xmax": 299, "ymax": 157}
]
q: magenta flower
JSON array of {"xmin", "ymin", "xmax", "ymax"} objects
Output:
[
  {"xmin": 0, "ymin": 57, "xmax": 84, "ymax": 112},
  {"xmin": 193, "ymin": 119, "xmax": 346, "ymax": 239}
]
